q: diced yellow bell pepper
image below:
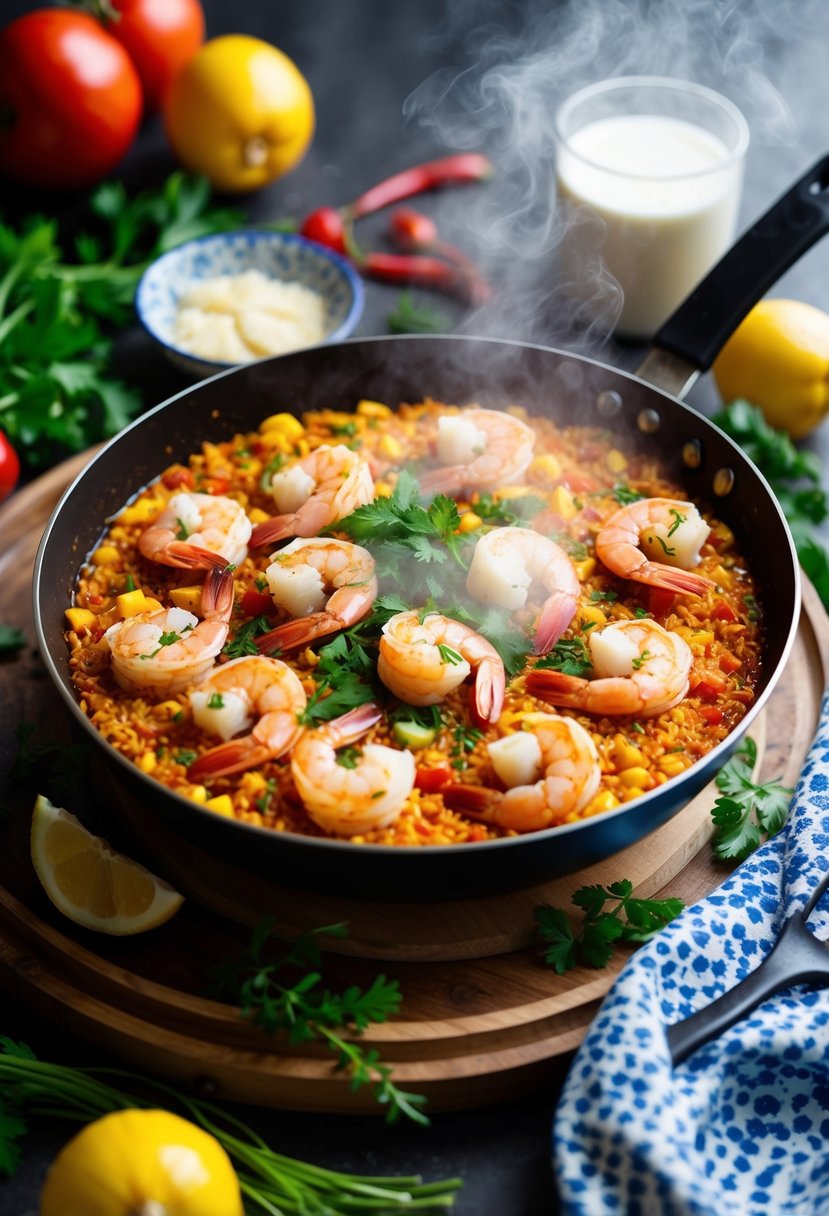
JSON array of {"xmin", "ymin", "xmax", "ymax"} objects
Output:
[
  {"xmin": 65, "ymin": 608, "xmax": 96, "ymax": 631},
  {"xmin": 169, "ymin": 586, "xmax": 202, "ymax": 613},
  {"xmin": 374, "ymin": 480, "xmax": 393, "ymax": 498},
  {"xmin": 611, "ymin": 734, "xmax": 646, "ymax": 771},
  {"xmin": 619, "ymin": 766, "xmax": 651, "ymax": 790},
  {"xmin": 92, "ymin": 545, "xmax": 120, "ymax": 566},
  {"xmin": 573, "ymin": 557, "xmax": 596, "ymax": 583},
  {"xmin": 138, "ymin": 752, "xmax": 157, "ymax": 774},
  {"xmin": 116, "ymin": 589, "xmax": 148, "ymax": 618},
  {"xmin": 187, "ymin": 785, "xmax": 208, "ymax": 803},
  {"xmin": 143, "ymin": 598, "xmax": 162, "ymax": 613},
  {"xmin": 606, "ymin": 448, "xmax": 627, "ymax": 474},
  {"xmin": 578, "ymin": 604, "xmax": 606, "ymax": 630},
  {"xmin": 118, "ymin": 497, "xmax": 165, "ymax": 524},
  {"xmin": 205, "ymin": 794, "xmax": 235, "ymax": 817},
  {"xmin": 528, "ymin": 453, "xmax": 562, "ymax": 486},
  {"xmin": 549, "ymin": 485, "xmax": 577, "ymax": 519},
  {"xmin": 457, "ymin": 512, "xmax": 483, "ymax": 534},
  {"xmin": 248, "ymin": 507, "xmax": 271, "ymax": 524},
  {"xmin": 379, "ymin": 433, "xmax": 403, "ymax": 459}
]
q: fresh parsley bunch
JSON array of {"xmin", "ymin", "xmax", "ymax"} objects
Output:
[
  {"xmin": 710, "ymin": 737, "xmax": 793, "ymax": 861},
  {"xmin": 0, "ymin": 173, "xmax": 242, "ymax": 470}
]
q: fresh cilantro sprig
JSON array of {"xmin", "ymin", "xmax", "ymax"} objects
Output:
[
  {"xmin": 612, "ymin": 484, "xmax": 646, "ymax": 505},
  {"xmin": 0, "ymin": 1039, "xmax": 462, "ymax": 1207},
  {"xmin": 713, "ymin": 399, "xmax": 829, "ymax": 607},
  {"xmin": 334, "ymin": 469, "xmax": 466, "ymax": 566},
  {"xmin": 0, "ymin": 626, "xmax": 25, "ymax": 655},
  {"xmin": 210, "ymin": 920, "xmax": 429, "ymax": 1125},
  {"xmin": 472, "ymin": 491, "xmax": 547, "ymax": 526},
  {"xmin": 0, "ymin": 173, "xmax": 243, "ymax": 470},
  {"xmin": 710, "ymin": 736, "xmax": 793, "ymax": 861},
  {"xmin": 536, "ymin": 880, "xmax": 684, "ymax": 974},
  {"xmin": 223, "ymin": 614, "xmax": 272, "ymax": 659}
]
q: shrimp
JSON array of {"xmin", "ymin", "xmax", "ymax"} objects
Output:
[
  {"xmin": 250, "ymin": 445, "xmax": 375, "ymax": 548},
  {"xmin": 418, "ymin": 408, "xmax": 535, "ymax": 497},
  {"xmin": 255, "ymin": 538, "xmax": 377, "ymax": 653},
  {"xmin": 595, "ymin": 496, "xmax": 714, "ymax": 596},
  {"xmin": 105, "ymin": 568, "xmax": 233, "ymax": 695},
  {"xmin": 466, "ymin": 526, "xmax": 579, "ymax": 654},
  {"xmin": 377, "ymin": 610, "xmax": 505, "ymax": 723},
  {"xmin": 186, "ymin": 656, "xmax": 306, "ymax": 780},
  {"xmin": 443, "ymin": 714, "xmax": 601, "ymax": 832},
  {"xmin": 137, "ymin": 491, "xmax": 252, "ymax": 570},
  {"xmin": 525, "ymin": 618, "xmax": 692, "ymax": 717},
  {"xmin": 290, "ymin": 702, "xmax": 416, "ymax": 836}
]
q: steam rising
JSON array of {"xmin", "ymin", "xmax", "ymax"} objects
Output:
[{"xmin": 403, "ymin": 0, "xmax": 829, "ymax": 352}]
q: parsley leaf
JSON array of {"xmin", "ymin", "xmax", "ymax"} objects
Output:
[
  {"xmin": 536, "ymin": 881, "xmax": 684, "ymax": 974},
  {"xmin": 223, "ymin": 615, "xmax": 272, "ymax": 659},
  {"xmin": 710, "ymin": 737, "xmax": 793, "ymax": 861},
  {"xmin": 612, "ymin": 484, "xmax": 646, "ymax": 505},
  {"xmin": 534, "ymin": 637, "xmax": 592, "ymax": 677}
]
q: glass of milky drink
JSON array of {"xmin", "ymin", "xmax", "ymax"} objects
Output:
[{"xmin": 554, "ymin": 76, "xmax": 749, "ymax": 339}]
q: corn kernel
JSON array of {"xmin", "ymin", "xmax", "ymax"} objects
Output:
[
  {"xmin": 379, "ymin": 433, "xmax": 403, "ymax": 459},
  {"xmin": 374, "ymin": 480, "xmax": 393, "ymax": 498},
  {"xmin": 493, "ymin": 485, "xmax": 535, "ymax": 501},
  {"xmin": 187, "ymin": 785, "xmax": 208, "ymax": 803},
  {"xmin": 138, "ymin": 752, "xmax": 157, "ymax": 774},
  {"xmin": 260, "ymin": 412, "xmax": 305, "ymax": 440},
  {"xmin": 659, "ymin": 754, "xmax": 687, "ymax": 778},
  {"xmin": 549, "ymin": 485, "xmax": 577, "ymax": 519},
  {"xmin": 611, "ymin": 735, "xmax": 646, "ymax": 770},
  {"xmin": 357, "ymin": 399, "xmax": 392, "ymax": 419},
  {"xmin": 240, "ymin": 772, "xmax": 268, "ymax": 796},
  {"xmin": 496, "ymin": 709, "xmax": 530, "ymax": 733},
  {"xmin": 205, "ymin": 794, "xmax": 234, "ymax": 817},
  {"xmin": 573, "ymin": 557, "xmax": 596, "ymax": 582},
  {"xmin": 116, "ymin": 589, "xmax": 148, "ymax": 618},
  {"xmin": 619, "ymin": 766, "xmax": 651, "ymax": 789},
  {"xmin": 622, "ymin": 786, "xmax": 645, "ymax": 802},
  {"xmin": 93, "ymin": 545, "xmax": 120, "ymax": 565},
  {"xmin": 606, "ymin": 448, "xmax": 628, "ymax": 473},
  {"xmin": 169, "ymin": 586, "xmax": 202, "ymax": 613},
  {"xmin": 119, "ymin": 497, "xmax": 165, "ymax": 524},
  {"xmin": 257, "ymin": 430, "xmax": 292, "ymax": 453},
  {"xmin": 65, "ymin": 607, "xmax": 96, "ymax": 631},
  {"xmin": 583, "ymin": 789, "xmax": 620, "ymax": 815},
  {"xmin": 457, "ymin": 512, "xmax": 483, "ymax": 534},
  {"xmin": 248, "ymin": 507, "xmax": 270, "ymax": 524},
  {"xmin": 296, "ymin": 438, "xmax": 310, "ymax": 457},
  {"xmin": 303, "ymin": 646, "xmax": 320, "ymax": 667},
  {"xmin": 528, "ymin": 453, "xmax": 562, "ymax": 486},
  {"xmin": 689, "ymin": 630, "xmax": 715, "ymax": 648},
  {"xmin": 154, "ymin": 700, "xmax": 185, "ymax": 720},
  {"xmin": 578, "ymin": 604, "xmax": 606, "ymax": 629},
  {"xmin": 710, "ymin": 564, "xmax": 734, "ymax": 589}
]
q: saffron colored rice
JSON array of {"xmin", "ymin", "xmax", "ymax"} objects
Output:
[{"xmin": 66, "ymin": 399, "xmax": 764, "ymax": 846}]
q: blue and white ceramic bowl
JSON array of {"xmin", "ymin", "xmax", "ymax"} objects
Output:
[{"xmin": 136, "ymin": 230, "xmax": 365, "ymax": 379}]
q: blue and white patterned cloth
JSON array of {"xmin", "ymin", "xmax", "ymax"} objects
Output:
[{"xmin": 554, "ymin": 691, "xmax": 829, "ymax": 1216}]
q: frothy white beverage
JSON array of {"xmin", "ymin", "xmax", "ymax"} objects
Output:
[{"xmin": 556, "ymin": 114, "xmax": 743, "ymax": 337}]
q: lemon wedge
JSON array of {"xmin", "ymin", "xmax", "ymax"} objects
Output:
[{"xmin": 31, "ymin": 795, "xmax": 184, "ymax": 935}]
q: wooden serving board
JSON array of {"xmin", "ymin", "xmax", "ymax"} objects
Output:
[{"xmin": 0, "ymin": 451, "xmax": 827, "ymax": 1113}]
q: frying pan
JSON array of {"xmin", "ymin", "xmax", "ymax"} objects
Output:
[{"xmin": 33, "ymin": 155, "xmax": 829, "ymax": 901}]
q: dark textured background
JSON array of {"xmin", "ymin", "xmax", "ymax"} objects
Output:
[{"xmin": 3, "ymin": 1, "xmax": 829, "ymax": 1212}]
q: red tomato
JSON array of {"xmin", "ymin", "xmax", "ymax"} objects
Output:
[
  {"xmin": 240, "ymin": 588, "xmax": 274, "ymax": 618},
  {"xmin": 698, "ymin": 706, "xmax": 724, "ymax": 726},
  {"xmin": 105, "ymin": 0, "xmax": 205, "ymax": 111},
  {"xmin": 0, "ymin": 432, "xmax": 20, "ymax": 503},
  {"xmin": 0, "ymin": 9, "xmax": 142, "ymax": 191},
  {"xmin": 415, "ymin": 764, "xmax": 452, "ymax": 793}
]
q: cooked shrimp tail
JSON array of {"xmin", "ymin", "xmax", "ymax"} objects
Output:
[
  {"xmin": 256, "ymin": 538, "xmax": 377, "ymax": 652},
  {"xmin": 155, "ymin": 540, "xmax": 230, "ymax": 571},
  {"xmin": 187, "ymin": 655, "xmax": 307, "ymax": 780},
  {"xmin": 465, "ymin": 527, "xmax": 578, "ymax": 655},
  {"xmin": 250, "ymin": 517, "xmax": 295, "ymax": 548},
  {"xmin": 475, "ymin": 655, "xmax": 505, "ymax": 724},
  {"xmin": 137, "ymin": 491, "xmax": 252, "ymax": 570},
  {"xmin": 419, "ymin": 408, "xmax": 535, "ymax": 497},
  {"xmin": 443, "ymin": 715, "xmax": 601, "ymax": 832},
  {"xmin": 290, "ymin": 702, "xmax": 415, "ymax": 836},
  {"xmin": 595, "ymin": 496, "xmax": 714, "ymax": 596},
  {"xmin": 526, "ymin": 619, "xmax": 692, "ymax": 718}
]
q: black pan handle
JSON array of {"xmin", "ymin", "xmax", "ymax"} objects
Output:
[{"xmin": 653, "ymin": 153, "xmax": 829, "ymax": 372}]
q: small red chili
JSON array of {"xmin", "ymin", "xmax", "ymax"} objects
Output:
[
  {"xmin": 299, "ymin": 206, "xmax": 348, "ymax": 254},
  {"xmin": 347, "ymin": 152, "xmax": 493, "ymax": 219},
  {"xmin": 388, "ymin": 206, "xmax": 491, "ymax": 305}
]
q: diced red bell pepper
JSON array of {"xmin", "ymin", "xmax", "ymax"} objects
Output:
[
  {"xmin": 199, "ymin": 476, "xmax": 231, "ymax": 495},
  {"xmin": 162, "ymin": 466, "xmax": 195, "ymax": 490},
  {"xmin": 718, "ymin": 651, "xmax": 743, "ymax": 674},
  {"xmin": 698, "ymin": 705, "xmax": 724, "ymax": 726},
  {"xmin": 710, "ymin": 599, "xmax": 737, "ymax": 622},
  {"xmin": 692, "ymin": 679, "xmax": 724, "ymax": 702},
  {"xmin": 562, "ymin": 470, "xmax": 600, "ymax": 494},
  {"xmin": 647, "ymin": 587, "xmax": 677, "ymax": 619},
  {"xmin": 415, "ymin": 763, "xmax": 453, "ymax": 792},
  {"xmin": 240, "ymin": 587, "xmax": 273, "ymax": 617}
]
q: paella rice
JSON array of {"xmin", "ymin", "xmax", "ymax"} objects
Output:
[{"xmin": 65, "ymin": 398, "xmax": 764, "ymax": 846}]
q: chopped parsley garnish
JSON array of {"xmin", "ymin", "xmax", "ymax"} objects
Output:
[
  {"xmin": 139, "ymin": 628, "xmax": 186, "ymax": 660},
  {"xmin": 667, "ymin": 508, "xmax": 685, "ymax": 536},
  {"xmin": 548, "ymin": 532, "xmax": 589, "ymax": 561},
  {"xmin": 437, "ymin": 643, "xmax": 463, "ymax": 666},
  {"xmin": 450, "ymin": 722, "xmax": 484, "ymax": 771},
  {"xmin": 612, "ymin": 484, "xmax": 646, "ymax": 505},
  {"xmin": 589, "ymin": 589, "xmax": 617, "ymax": 603},
  {"xmin": 124, "ymin": 574, "xmax": 136, "ymax": 592},
  {"xmin": 175, "ymin": 750, "xmax": 198, "ymax": 767},
  {"xmin": 631, "ymin": 649, "xmax": 651, "ymax": 671},
  {"xmin": 329, "ymin": 420, "xmax": 357, "ymax": 437},
  {"xmin": 534, "ymin": 637, "xmax": 592, "ymax": 677},
  {"xmin": 175, "ymin": 517, "xmax": 189, "ymax": 540},
  {"xmin": 259, "ymin": 453, "xmax": 284, "ymax": 492},
  {"xmin": 207, "ymin": 692, "xmax": 224, "ymax": 710},
  {"xmin": 335, "ymin": 746, "xmax": 360, "ymax": 769},
  {"xmin": 472, "ymin": 491, "xmax": 547, "ymax": 526},
  {"xmin": 224, "ymin": 615, "xmax": 272, "ymax": 659},
  {"xmin": 649, "ymin": 535, "xmax": 675, "ymax": 556}
]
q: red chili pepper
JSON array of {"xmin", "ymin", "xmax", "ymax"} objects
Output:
[
  {"xmin": 388, "ymin": 206, "xmax": 491, "ymax": 305},
  {"xmin": 240, "ymin": 587, "xmax": 274, "ymax": 617},
  {"xmin": 347, "ymin": 152, "xmax": 493, "ymax": 220},
  {"xmin": 362, "ymin": 250, "xmax": 489, "ymax": 306}
]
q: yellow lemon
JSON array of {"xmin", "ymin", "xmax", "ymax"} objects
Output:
[
  {"xmin": 40, "ymin": 1108, "xmax": 243, "ymax": 1216},
  {"xmin": 713, "ymin": 298, "xmax": 829, "ymax": 439},
  {"xmin": 31, "ymin": 795, "xmax": 183, "ymax": 935},
  {"xmin": 163, "ymin": 34, "xmax": 315, "ymax": 193}
]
